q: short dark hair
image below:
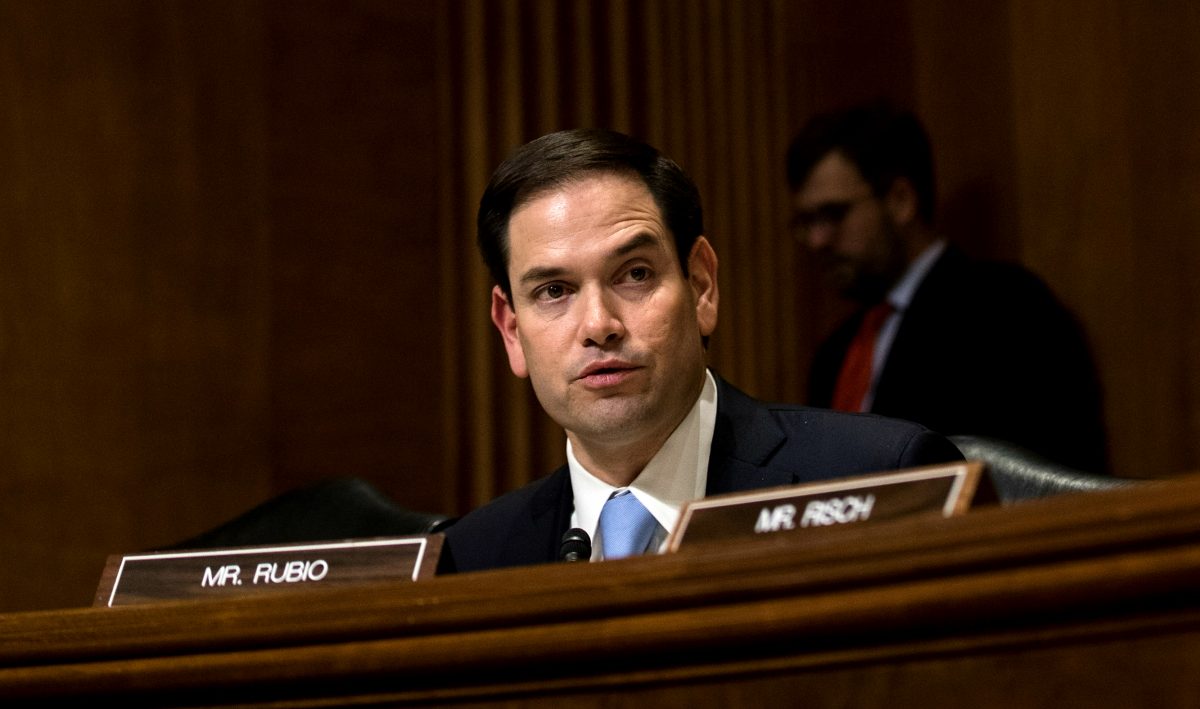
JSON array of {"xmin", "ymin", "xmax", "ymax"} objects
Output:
[
  {"xmin": 786, "ymin": 101, "xmax": 936, "ymax": 224},
  {"xmin": 477, "ymin": 128, "xmax": 704, "ymax": 300}
]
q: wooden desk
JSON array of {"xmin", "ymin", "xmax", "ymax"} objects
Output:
[{"xmin": 3, "ymin": 475, "xmax": 1200, "ymax": 706}]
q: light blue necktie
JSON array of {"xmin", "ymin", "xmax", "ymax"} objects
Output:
[{"xmin": 598, "ymin": 490, "xmax": 658, "ymax": 560}]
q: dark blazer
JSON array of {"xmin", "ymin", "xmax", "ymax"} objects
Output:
[
  {"xmin": 810, "ymin": 246, "xmax": 1107, "ymax": 473},
  {"xmin": 440, "ymin": 374, "xmax": 963, "ymax": 574}
]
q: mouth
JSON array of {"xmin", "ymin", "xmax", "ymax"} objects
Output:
[{"xmin": 576, "ymin": 360, "xmax": 641, "ymax": 388}]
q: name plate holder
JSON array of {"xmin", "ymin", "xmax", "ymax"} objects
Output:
[
  {"xmin": 95, "ymin": 534, "xmax": 442, "ymax": 607},
  {"xmin": 667, "ymin": 461, "xmax": 988, "ymax": 552}
]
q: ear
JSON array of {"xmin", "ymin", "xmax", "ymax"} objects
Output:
[
  {"xmin": 687, "ymin": 237, "xmax": 719, "ymax": 337},
  {"xmin": 490, "ymin": 286, "xmax": 529, "ymax": 378},
  {"xmin": 884, "ymin": 177, "xmax": 919, "ymax": 228}
]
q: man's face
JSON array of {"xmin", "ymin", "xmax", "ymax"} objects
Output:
[
  {"xmin": 792, "ymin": 151, "xmax": 907, "ymax": 302},
  {"xmin": 491, "ymin": 173, "xmax": 719, "ymax": 458}
]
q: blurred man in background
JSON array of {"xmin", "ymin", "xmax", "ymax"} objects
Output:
[{"xmin": 787, "ymin": 101, "xmax": 1108, "ymax": 472}]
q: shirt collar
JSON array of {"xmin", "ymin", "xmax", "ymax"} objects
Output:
[
  {"xmin": 887, "ymin": 239, "xmax": 946, "ymax": 311},
  {"xmin": 568, "ymin": 369, "xmax": 718, "ymax": 549}
]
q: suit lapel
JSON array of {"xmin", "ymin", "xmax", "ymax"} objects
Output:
[
  {"xmin": 873, "ymin": 246, "xmax": 960, "ymax": 411},
  {"xmin": 706, "ymin": 376, "xmax": 797, "ymax": 495}
]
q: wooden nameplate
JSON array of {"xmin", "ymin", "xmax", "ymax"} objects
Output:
[
  {"xmin": 95, "ymin": 534, "xmax": 442, "ymax": 607},
  {"xmin": 667, "ymin": 461, "xmax": 987, "ymax": 552}
]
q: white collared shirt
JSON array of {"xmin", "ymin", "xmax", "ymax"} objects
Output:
[
  {"xmin": 862, "ymin": 239, "xmax": 947, "ymax": 411},
  {"xmin": 567, "ymin": 369, "xmax": 718, "ymax": 560}
]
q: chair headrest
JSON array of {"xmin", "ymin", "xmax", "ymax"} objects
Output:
[{"xmin": 949, "ymin": 435, "xmax": 1133, "ymax": 503}]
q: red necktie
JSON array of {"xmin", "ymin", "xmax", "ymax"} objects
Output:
[{"xmin": 832, "ymin": 303, "xmax": 893, "ymax": 412}]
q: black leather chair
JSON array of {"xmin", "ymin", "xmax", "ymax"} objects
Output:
[
  {"xmin": 169, "ymin": 477, "xmax": 454, "ymax": 550},
  {"xmin": 950, "ymin": 434, "xmax": 1135, "ymax": 504}
]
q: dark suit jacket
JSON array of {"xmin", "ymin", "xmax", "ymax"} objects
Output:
[
  {"xmin": 810, "ymin": 246, "xmax": 1107, "ymax": 472},
  {"xmin": 440, "ymin": 374, "xmax": 963, "ymax": 574}
]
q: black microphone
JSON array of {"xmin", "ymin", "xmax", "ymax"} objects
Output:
[{"xmin": 559, "ymin": 528, "xmax": 591, "ymax": 562}]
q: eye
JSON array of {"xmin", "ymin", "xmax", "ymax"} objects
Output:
[
  {"xmin": 618, "ymin": 263, "xmax": 655, "ymax": 284},
  {"xmin": 791, "ymin": 197, "xmax": 868, "ymax": 236},
  {"xmin": 534, "ymin": 283, "xmax": 569, "ymax": 302}
]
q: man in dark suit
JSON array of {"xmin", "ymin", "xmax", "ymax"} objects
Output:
[
  {"xmin": 787, "ymin": 102, "xmax": 1107, "ymax": 473},
  {"xmin": 442, "ymin": 128, "xmax": 962, "ymax": 574}
]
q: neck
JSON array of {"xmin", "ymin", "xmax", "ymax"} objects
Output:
[{"xmin": 568, "ymin": 438, "xmax": 660, "ymax": 488}]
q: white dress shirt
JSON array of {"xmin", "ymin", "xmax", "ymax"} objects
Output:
[{"xmin": 567, "ymin": 369, "xmax": 718, "ymax": 559}]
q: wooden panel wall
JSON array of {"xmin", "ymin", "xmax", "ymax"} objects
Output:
[
  {"xmin": 263, "ymin": 1, "xmax": 449, "ymax": 512},
  {"xmin": 1006, "ymin": 0, "xmax": 1200, "ymax": 478},
  {"xmin": 0, "ymin": 0, "xmax": 455, "ymax": 612},
  {"xmin": 0, "ymin": 1, "xmax": 275, "ymax": 611},
  {"xmin": 0, "ymin": 0, "xmax": 1198, "ymax": 613}
]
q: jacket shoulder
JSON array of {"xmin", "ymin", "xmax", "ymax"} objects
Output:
[
  {"xmin": 713, "ymin": 376, "xmax": 962, "ymax": 484},
  {"xmin": 768, "ymin": 404, "xmax": 963, "ymax": 476}
]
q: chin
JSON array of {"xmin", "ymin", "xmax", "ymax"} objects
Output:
[{"xmin": 575, "ymin": 400, "xmax": 656, "ymax": 437}]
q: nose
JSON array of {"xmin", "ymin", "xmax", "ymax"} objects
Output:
[
  {"xmin": 577, "ymin": 286, "xmax": 625, "ymax": 347},
  {"xmin": 804, "ymin": 222, "xmax": 834, "ymax": 252}
]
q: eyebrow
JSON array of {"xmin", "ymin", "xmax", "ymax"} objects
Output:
[
  {"xmin": 518, "ymin": 265, "xmax": 567, "ymax": 288},
  {"xmin": 516, "ymin": 231, "xmax": 663, "ymax": 288},
  {"xmin": 614, "ymin": 232, "xmax": 658, "ymax": 256}
]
